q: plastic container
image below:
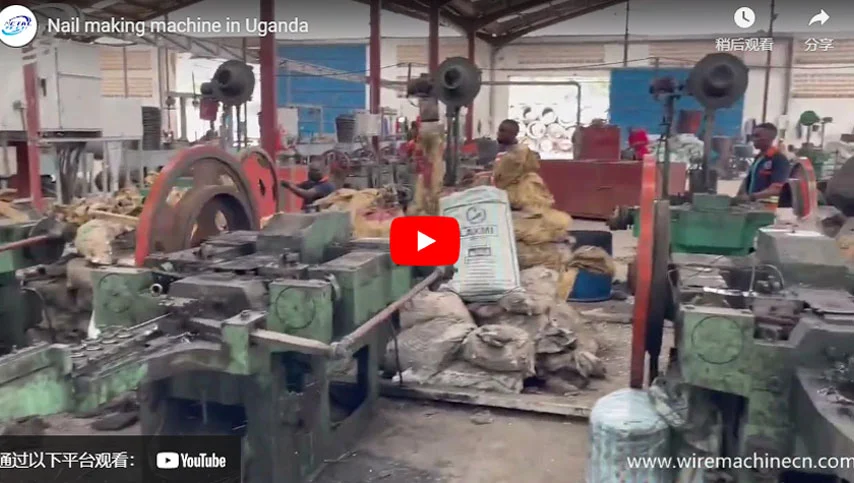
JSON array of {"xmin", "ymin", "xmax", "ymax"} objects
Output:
[
  {"xmin": 586, "ymin": 388, "xmax": 672, "ymax": 483},
  {"xmin": 569, "ymin": 269, "xmax": 612, "ymax": 302}
]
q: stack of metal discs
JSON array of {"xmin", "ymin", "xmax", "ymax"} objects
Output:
[{"xmin": 509, "ymin": 104, "xmax": 576, "ymax": 156}]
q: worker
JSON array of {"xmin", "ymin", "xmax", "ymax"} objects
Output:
[
  {"xmin": 280, "ymin": 161, "xmax": 336, "ymax": 211},
  {"xmin": 628, "ymin": 128, "xmax": 650, "ymax": 160},
  {"xmin": 496, "ymin": 119, "xmax": 520, "ymax": 153},
  {"xmin": 738, "ymin": 122, "xmax": 790, "ymax": 209}
]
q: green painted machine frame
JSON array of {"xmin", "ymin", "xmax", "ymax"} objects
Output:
[
  {"xmin": 676, "ymin": 300, "xmax": 854, "ymax": 482},
  {"xmin": 632, "ymin": 194, "xmax": 776, "ymax": 255},
  {"xmin": 0, "ymin": 211, "xmax": 443, "ymax": 483}
]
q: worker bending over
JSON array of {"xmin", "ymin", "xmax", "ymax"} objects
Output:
[
  {"xmin": 281, "ymin": 161, "xmax": 336, "ymax": 211},
  {"xmin": 738, "ymin": 122, "xmax": 790, "ymax": 209}
]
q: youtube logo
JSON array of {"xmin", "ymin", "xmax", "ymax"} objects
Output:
[{"xmin": 390, "ymin": 216, "xmax": 460, "ymax": 266}]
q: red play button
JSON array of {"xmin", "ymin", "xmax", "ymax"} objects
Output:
[{"xmin": 390, "ymin": 216, "xmax": 460, "ymax": 266}]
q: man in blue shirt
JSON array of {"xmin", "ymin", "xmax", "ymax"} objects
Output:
[
  {"xmin": 738, "ymin": 122, "xmax": 790, "ymax": 208},
  {"xmin": 281, "ymin": 161, "xmax": 337, "ymax": 211}
]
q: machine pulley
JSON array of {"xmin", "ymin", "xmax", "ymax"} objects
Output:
[
  {"xmin": 686, "ymin": 53, "xmax": 749, "ymax": 110},
  {"xmin": 238, "ymin": 147, "xmax": 282, "ymax": 218},
  {"xmin": 434, "ymin": 57, "xmax": 482, "ymax": 109},
  {"xmin": 200, "ymin": 60, "xmax": 256, "ymax": 106},
  {"xmin": 134, "ymin": 146, "xmax": 261, "ymax": 266}
]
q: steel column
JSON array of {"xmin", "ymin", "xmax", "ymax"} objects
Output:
[
  {"xmin": 428, "ymin": 1, "xmax": 440, "ymax": 73},
  {"xmin": 259, "ymin": 0, "xmax": 278, "ymax": 158},
  {"xmin": 21, "ymin": 47, "xmax": 43, "ymax": 211},
  {"xmin": 465, "ymin": 31, "xmax": 475, "ymax": 141},
  {"xmin": 369, "ymin": 0, "xmax": 381, "ymax": 152}
]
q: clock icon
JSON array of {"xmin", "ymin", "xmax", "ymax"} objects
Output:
[{"xmin": 734, "ymin": 7, "xmax": 756, "ymax": 29}]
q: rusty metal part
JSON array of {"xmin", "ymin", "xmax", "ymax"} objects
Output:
[
  {"xmin": 134, "ymin": 146, "xmax": 260, "ymax": 266},
  {"xmin": 787, "ymin": 157, "xmax": 819, "ymax": 219},
  {"xmin": 331, "ymin": 266, "xmax": 452, "ymax": 359},
  {"xmin": 630, "ymin": 155, "xmax": 658, "ymax": 389},
  {"xmin": 0, "ymin": 218, "xmax": 72, "ymax": 265},
  {"xmin": 0, "ymin": 235, "xmax": 52, "ymax": 255},
  {"xmin": 238, "ymin": 147, "xmax": 282, "ymax": 218}
]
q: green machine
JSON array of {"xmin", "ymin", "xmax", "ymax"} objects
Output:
[
  {"xmin": 609, "ymin": 53, "xmax": 776, "ymax": 257},
  {"xmin": 795, "ymin": 110, "xmax": 834, "ymax": 179},
  {"xmin": 640, "ymin": 228, "xmax": 854, "ymax": 482},
  {"xmin": 0, "ymin": 216, "xmax": 75, "ymax": 353},
  {"xmin": 0, "ymin": 210, "xmax": 449, "ymax": 482}
]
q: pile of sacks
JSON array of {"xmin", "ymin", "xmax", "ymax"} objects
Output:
[
  {"xmin": 262, "ymin": 186, "xmax": 404, "ymax": 238},
  {"xmin": 491, "ymin": 146, "xmax": 576, "ymax": 299},
  {"xmin": 50, "ymin": 187, "xmax": 144, "ymax": 265},
  {"xmin": 312, "ymin": 186, "xmax": 402, "ymax": 238},
  {"xmin": 383, "ymin": 266, "xmax": 606, "ymax": 395}
]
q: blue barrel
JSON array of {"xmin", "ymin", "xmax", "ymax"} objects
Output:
[{"xmin": 569, "ymin": 269, "xmax": 613, "ymax": 302}]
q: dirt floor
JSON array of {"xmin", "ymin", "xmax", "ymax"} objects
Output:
[{"xmin": 38, "ymin": 181, "xmax": 749, "ymax": 482}]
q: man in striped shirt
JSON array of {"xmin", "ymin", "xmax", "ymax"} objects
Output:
[{"xmin": 738, "ymin": 122, "xmax": 790, "ymax": 209}]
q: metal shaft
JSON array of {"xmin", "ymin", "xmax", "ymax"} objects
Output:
[
  {"xmin": 332, "ymin": 266, "xmax": 449, "ymax": 358},
  {"xmin": 0, "ymin": 234, "xmax": 52, "ymax": 254}
]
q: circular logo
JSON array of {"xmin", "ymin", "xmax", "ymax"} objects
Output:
[
  {"xmin": 465, "ymin": 206, "xmax": 486, "ymax": 224},
  {"xmin": 0, "ymin": 5, "xmax": 38, "ymax": 48}
]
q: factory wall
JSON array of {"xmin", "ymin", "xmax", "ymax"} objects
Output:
[
  {"xmin": 608, "ymin": 68, "xmax": 745, "ymax": 143},
  {"xmin": 277, "ymin": 44, "xmax": 367, "ymax": 139}
]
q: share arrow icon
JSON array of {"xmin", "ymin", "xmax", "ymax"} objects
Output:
[{"xmin": 809, "ymin": 9, "xmax": 830, "ymax": 26}]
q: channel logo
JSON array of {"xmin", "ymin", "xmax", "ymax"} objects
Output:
[{"xmin": 0, "ymin": 5, "xmax": 38, "ymax": 48}]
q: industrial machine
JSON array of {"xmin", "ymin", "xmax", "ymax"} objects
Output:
[
  {"xmin": 0, "ymin": 216, "xmax": 76, "ymax": 353},
  {"xmin": 625, "ymin": 150, "xmax": 854, "ymax": 482},
  {"xmin": 406, "ymin": 56, "xmax": 482, "ymax": 187},
  {"xmin": 609, "ymin": 53, "xmax": 778, "ymax": 258},
  {"xmin": 796, "ymin": 110, "xmax": 834, "ymax": 179},
  {"xmin": 0, "ymin": 145, "xmax": 449, "ymax": 482}
]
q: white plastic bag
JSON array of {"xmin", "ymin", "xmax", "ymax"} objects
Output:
[{"xmin": 439, "ymin": 186, "xmax": 522, "ymax": 302}]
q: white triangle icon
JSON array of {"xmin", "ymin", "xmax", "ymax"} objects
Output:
[{"xmin": 417, "ymin": 231, "xmax": 435, "ymax": 252}]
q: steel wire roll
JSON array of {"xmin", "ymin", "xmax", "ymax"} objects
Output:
[{"xmin": 540, "ymin": 107, "xmax": 557, "ymax": 124}]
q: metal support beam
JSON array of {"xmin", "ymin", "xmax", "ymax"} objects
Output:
[
  {"xmin": 465, "ymin": 31, "xmax": 475, "ymax": 141},
  {"xmin": 21, "ymin": 46, "xmax": 43, "ymax": 211},
  {"xmin": 370, "ymin": 0, "xmax": 382, "ymax": 152},
  {"xmin": 259, "ymin": 0, "xmax": 278, "ymax": 157},
  {"xmin": 428, "ymin": 0, "xmax": 440, "ymax": 73}
]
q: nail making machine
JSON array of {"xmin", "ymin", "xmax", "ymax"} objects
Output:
[
  {"xmin": 0, "ymin": 145, "xmax": 449, "ymax": 482},
  {"xmin": 626, "ymin": 146, "xmax": 854, "ymax": 481}
]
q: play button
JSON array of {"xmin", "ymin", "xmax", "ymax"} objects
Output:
[
  {"xmin": 390, "ymin": 216, "xmax": 461, "ymax": 266},
  {"xmin": 417, "ymin": 231, "xmax": 435, "ymax": 252}
]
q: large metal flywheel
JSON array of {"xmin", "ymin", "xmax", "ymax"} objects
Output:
[
  {"xmin": 630, "ymin": 155, "xmax": 672, "ymax": 388},
  {"xmin": 134, "ymin": 146, "xmax": 260, "ymax": 266},
  {"xmin": 239, "ymin": 146, "xmax": 282, "ymax": 218}
]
